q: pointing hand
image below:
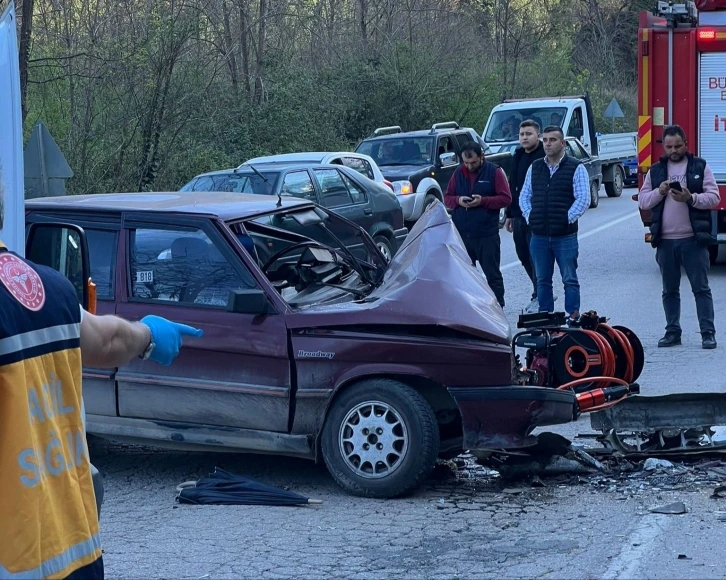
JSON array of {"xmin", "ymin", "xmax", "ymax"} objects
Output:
[{"xmin": 140, "ymin": 315, "xmax": 203, "ymax": 366}]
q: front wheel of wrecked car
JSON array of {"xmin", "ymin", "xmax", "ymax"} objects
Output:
[{"xmin": 321, "ymin": 379, "xmax": 440, "ymax": 498}]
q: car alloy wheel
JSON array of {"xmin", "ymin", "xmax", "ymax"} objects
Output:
[
  {"xmin": 373, "ymin": 235, "xmax": 394, "ymax": 262},
  {"xmin": 338, "ymin": 400, "xmax": 409, "ymax": 479},
  {"xmin": 321, "ymin": 379, "xmax": 439, "ymax": 497}
]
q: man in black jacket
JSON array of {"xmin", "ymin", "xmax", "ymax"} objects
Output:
[
  {"xmin": 444, "ymin": 141, "xmax": 512, "ymax": 307},
  {"xmin": 637, "ymin": 125, "xmax": 720, "ymax": 349},
  {"xmin": 505, "ymin": 119, "xmax": 545, "ymax": 313}
]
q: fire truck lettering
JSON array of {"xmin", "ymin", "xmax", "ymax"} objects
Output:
[{"xmin": 709, "ymin": 77, "xmax": 726, "ymax": 89}]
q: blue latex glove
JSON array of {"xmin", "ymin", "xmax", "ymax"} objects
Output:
[{"xmin": 140, "ymin": 315, "xmax": 203, "ymax": 366}]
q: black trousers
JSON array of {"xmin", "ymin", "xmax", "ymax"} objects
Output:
[
  {"xmin": 65, "ymin": 557, "xmax": 104, "ymax": 580},
  {"xmin": 655, "ymin": 237, "xmax": 715, "ymax": 336},
  {"xmin": 512, "ymin": 217, "xmax": 537, "ymax": 299},
  {"xmin": 463, "ymin": 233, "xmax": 505, "ymax": 307}
]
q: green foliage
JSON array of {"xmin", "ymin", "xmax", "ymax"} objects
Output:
[{"xmin": 23, "ymin": 0, "xmax": 642, "ymax": 194}]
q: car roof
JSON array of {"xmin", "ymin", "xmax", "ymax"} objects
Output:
[
  {"xmin": 244, "ymin": 151, "xmax": 366, "ymax": 165},
  {"xmin": 25, "ymin": 191, "xmax": 314, "ymax": 221},
  {"xmin": 194, "ymin": 162, "xmax": 347, "ymax": 178},
  {"xmin": 361, "ymin": 127, "xmax": 474, "ymax": 142}
]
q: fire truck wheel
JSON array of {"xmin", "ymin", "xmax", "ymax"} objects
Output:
[{"xmin": 605, "ymin": 166, "xmax": 624, "ymax": 198}]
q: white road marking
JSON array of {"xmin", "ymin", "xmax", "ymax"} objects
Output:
[
  {"xmin": 501, "ymin": 211, "xmax": 640, "ymax": 271},
  {"xmin": 601, "ymin": 513, "xmax": 670, "ymax": 579}
]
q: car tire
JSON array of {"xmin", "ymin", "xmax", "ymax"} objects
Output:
[
  {"xmin": 605, "ymin": 166, "xmax": 624, "ymax": 198},
  {"xmin": 373, "ymin": 234, "xmax": 394, "ymax": 263},
  {"xmin": 589, "ymin": 181, "xmax": 599, "ymax": 209},
  {"xmin": 321, "ymin": 379, "xmax": 439, "ymax": 498}
]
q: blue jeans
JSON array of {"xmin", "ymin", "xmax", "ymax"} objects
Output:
[{"xmin": 529, "ymin": 233, "xmax": 580, "ymax": 315}]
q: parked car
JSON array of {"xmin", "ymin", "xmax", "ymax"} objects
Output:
[
  {"xmin": 354, "ymin": 122, "xmax": 496, "ymax": 224},
  {"xmin": 25, "ymin": 193, "xmax": 576, "ymax": 498},
  {"xmin": 180, "ymin": 162, "xmax": 407, "ymax": 262},
  {"xmin": 623, "ymin": 157, "xmax": 638, "ymax": 187},
  {"xmin": 564, "ymin": 137, "xmax": 603, "ymax": 209},
  {"xmin": 242, "ymin": 151, "xmax": 393, "ymax": 191}
]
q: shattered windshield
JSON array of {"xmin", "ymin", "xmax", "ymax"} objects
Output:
[
  {"xmin": 356, "ymin": 137, "xmax": 433, "ymax": 167},
  {"xmin": 232, "ymin": 207, "xmax": 386, "ymax": 308},
  {"xmin": 484, "ymin": 107, "xmax": 566, "ymax": 142}
]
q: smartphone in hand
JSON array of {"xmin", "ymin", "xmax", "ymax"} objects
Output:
[
  {"xmin": 461, "ymin": 196, "xmax": 474, "ymax": 203},
  {"xmin": 668, "ymin": 181, "xmax": 683, "ymax": 192}
]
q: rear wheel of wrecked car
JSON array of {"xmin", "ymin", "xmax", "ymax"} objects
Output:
[
  {"xmin": 322, "ymin": 379, "xmax": 439, "ymax": 498},
  {"xmin": 373, "ymin": 235, "xmax": 394, "ymax": 263}
]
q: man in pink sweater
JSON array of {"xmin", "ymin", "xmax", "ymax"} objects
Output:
[{"xmin": 638, "ymin": 125, "xmax": 720, "ymax": 349}]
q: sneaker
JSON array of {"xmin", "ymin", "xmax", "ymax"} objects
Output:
[
  {"xmin": 566, "ymin": 313, "xmax": 581, "ymax": 328},
  {"xmin": 702, "ymin": 333, "xmax": 717, "ymax": 350},
  {"xmin": 524, "ymin": 298, "xmax": 539, "ymax": 314},
  {"xmin": 658, "ymin": 332, "xmax": 682, "ymax": 348}
]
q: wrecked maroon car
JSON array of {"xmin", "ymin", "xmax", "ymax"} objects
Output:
[{"xmin": 25, "ymin": 192, "xmax": 577, "ymax": 498}]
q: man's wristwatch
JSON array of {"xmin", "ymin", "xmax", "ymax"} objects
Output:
[
  {"xmin": 687, "ymin": 195, "xmax": 695, "ymax": 206},
  {"xmin": 139, "ymin": 330, "xmax": 155, "ymax": 360}
]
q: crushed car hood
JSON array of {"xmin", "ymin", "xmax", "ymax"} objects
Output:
[{"xmin": 286, "ymin": 202, "xmax": 512, "ymax": 345}]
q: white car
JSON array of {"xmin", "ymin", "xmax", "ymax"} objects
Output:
[{"xmin": 241, "ymin": 152, "xmax": 393, "ymax": 191}]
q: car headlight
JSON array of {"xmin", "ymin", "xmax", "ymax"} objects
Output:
[{"xmin": 392, "ymin": 180, "xmax": 414, "ymax": 195}]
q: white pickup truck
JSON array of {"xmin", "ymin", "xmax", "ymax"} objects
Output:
[{"xmin": 482, "ymin": 95, "xmax": 637, "ymax": 198}]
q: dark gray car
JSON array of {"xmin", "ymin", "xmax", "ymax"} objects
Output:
[{"xmin": 181, "ymin": 163, "xmax": 407, "ymax": 261}]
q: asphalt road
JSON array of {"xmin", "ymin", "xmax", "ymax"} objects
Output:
[{"xmin": 92, "ymin": 186, "xmax": 726, "ymax": 579}]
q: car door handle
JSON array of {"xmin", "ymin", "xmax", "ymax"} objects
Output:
[{"xmin": 364, "ymin": 209, "xmax": 373, "ymax": 215}]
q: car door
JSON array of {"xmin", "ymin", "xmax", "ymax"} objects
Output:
[
  {"xmin": 435, "ymin": 135, "xmax": 460, "ymax": 190},
  {"xmin": 311, "ymin": 167, "xmax": 372, "ymax": 259},
  {"xmin": 25, "ymin": 213, "xmax": 121, "ymax": 417},
  {"xmin": 114, "ymin": 214, "xmax": 292, "ymax": 432}
]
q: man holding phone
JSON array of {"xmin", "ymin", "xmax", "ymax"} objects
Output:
[
  {"xmin": 638, "ymin": 124, "xmax": 720, "ymax": 349},
  {"xmin": 444, "ymin": 141, "xmax": 512, "ymax": 307}
]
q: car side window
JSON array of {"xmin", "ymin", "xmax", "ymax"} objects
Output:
[
  {"xmin": 281, "ymin": 171, "xmax": 316, "ymax": 200},
  {"xmin": 567, "ymin": 142, "xmax": 586, "ymax": 160},
  {"xmin": 87, "ymin": 229, "xmax": 118, "ymax": 300},
  {"xmin": 454, "ymin": 133, "xmax": 471, "ymax": 151},
  {"xmin": 340, "ymin": 172, "xmax": 367, "ymax": 204},
  {"xmin": 437, "ymin": 136, "xmax": 458, "ymax": 163},
  {"xmin": 341, "ymin": 157, "xmax": 374, "ymax": 180},
  {"xmin": 129, "ymin": 227, "xmax": 256, "ymax": 308},
  {"xmin": 27, "ymin": 226, "xmax": 118, "ymax": 300},
  {"xmin": 567, "ymin": 107, "xmax": 584, "ymax": 137},
  {"xmin": 313, "ymin": 169, "xmax": 353, "ymax": 208},
  {"xmin": 574, "ymin": 142, "xmax": 590, "ymax": 159}
]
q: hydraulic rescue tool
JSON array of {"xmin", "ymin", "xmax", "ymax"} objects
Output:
[{"xmin": 512, "ymin": 311, "xmax": 643, "ymax": 416}]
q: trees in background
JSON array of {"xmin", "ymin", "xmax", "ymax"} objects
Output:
[{"xmin": 5, "ymin": 0, "xmax": 646, "ymax": 193}]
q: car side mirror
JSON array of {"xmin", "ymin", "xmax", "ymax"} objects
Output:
[
  {"xmin": 25, "ymin": 222, "xmax": 95, "ymax": 313},
  {"xmin": 570, "ymin": 127, "xmax": 584, "ymax": 139},
  {"xmin": 227, "ymin": 288, "xmax": 270, "ymax": 315},
  {"xmin": 439, "ymin": 152, "xmax": 457, "ymax": 167}
]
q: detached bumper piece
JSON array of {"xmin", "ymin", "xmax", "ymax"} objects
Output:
[{"xmin": 448, "ymin": 386, "xmax": 576, "ymax": 450}]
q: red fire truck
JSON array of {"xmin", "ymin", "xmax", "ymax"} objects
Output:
[{"xmin": 636, "ymin": 0, "xmax": 726, "ymax": 262}]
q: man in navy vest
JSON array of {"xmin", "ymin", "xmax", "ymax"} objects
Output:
[
  {"xmin": 519, "ymin": 126, "xmax": 590, "ymax": 323},
  {"xmin": 444, "ymin": 141, "xmax": 511, "ymax": 307}
]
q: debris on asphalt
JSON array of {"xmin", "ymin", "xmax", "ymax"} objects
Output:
[
  {"xmin": 648, "ymin": 501, "xmax": 687, "ymax": 514},
  {"xmin": 711, "ymin": 485, "xmax": 726, "ymax": 499},
  {"xmin": 643, "ymin": 458, "xmax": 674, "ymax": 471},
  {"xmin": 677, "ymin": 554, "xmax": 691, "ymax": 560}
]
